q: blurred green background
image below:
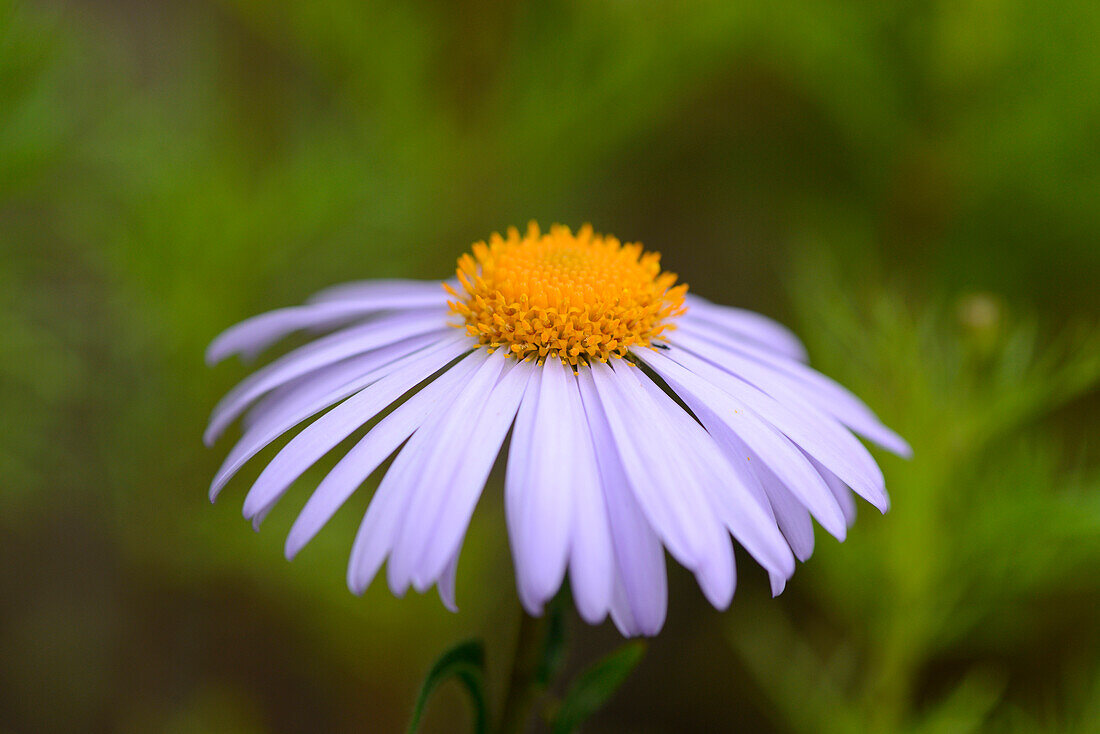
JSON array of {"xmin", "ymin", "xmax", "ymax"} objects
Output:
[{"xmin": 2, "ymin": 0, "xmax": 1099, "ymax": 732}]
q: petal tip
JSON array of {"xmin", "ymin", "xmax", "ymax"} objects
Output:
[
  {"xmin": 202, "ymin": 425, "xmax": 220, "ymax": 447},
  {"xmin": 792, "ymin": 543, "xmax": 814, "ymax": 563},
  {"xmin": 284, "ymin": 535, "xmax": 303, "ymax": 561},
  {"xmin": 875, "ymin": 429, "xmax": 913, "ymax": 459},
  {"xmin": 575, "ymin": 607, "xmax": 609, "ymax": 626},
  {"xmin": 204, "ymin": 344, "xmax": 224, "ymax": 367},
  {"xmin": 769, "ymin": 574, "xmax": 787, "ymax": 597},
  {"xmin": 439, "ymin": 593, "xmax": 458, "ymax": 613}
]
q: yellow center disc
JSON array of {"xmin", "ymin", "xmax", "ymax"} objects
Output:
[{"xmin": 446, "ymin": 222, "xmax": 687, "ymax": 365}]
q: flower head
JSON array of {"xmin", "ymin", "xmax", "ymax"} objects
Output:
[{"xmin": 206, "ymin": 223, "xmax": 910, "ymax": 636}]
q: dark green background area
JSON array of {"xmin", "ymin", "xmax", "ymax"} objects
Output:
[{"xmin": 2, "ymin": 1, "xmax": 1098, "ymax": 732}]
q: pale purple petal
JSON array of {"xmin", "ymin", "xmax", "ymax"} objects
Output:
[
  {"xmin": 624, "ymin": 375, "xmax": 733, "ymax": 609},
  {"xmin": 437, "ymin": 546, "xmax": 461, "ymax": 612},
  {"xmin": 701, "ymin": 426, "xmax": 813, "ymax": 561},
  {"xmin": 284, "ymin": 349, "xmax": 487, "ymax": 558},
  {"xmin": 672, "ymin": 323, "xmax": 911, "ymax": 457},
  {"xmin": 207, "ymin": 296, "xmax": 449, "ymax": 365},
  {"xmin": 238, "ymin": 337, "xmax": 473, "ymax": 523},
  {"xmin": 239, "ymin": 328, "xmax": 447, "ymax": 432},
  {"xmin": 408, "ymin": 356, "xmax": 534, "ymax": 592},
  {"xmin": 346, "ymin": 411, "xmax": 435, "ymax": 595},
  {"xmin": 682, "ymin": 293, "xmax": 808, "ymax": 362},
  {"xmin": 589, "ymin": 361, "xmax": 730, "ymax": 573},
  {"xmin": 810, "ymin": 455, "xmax": 858, "ymax": 527},
  {"xmin": 387, "ymin": 353, "xmax": 533, "ymax": 595},
  {"xmin": 383, "ymin": 352, "xmax": 509, "ymax": 594},
  {"xmin": 660, "ymin": 346, "xmax": 887, "ymax": 514},
  {"xmin": 563, "ymin": 372, "xmax": 614, "ymax": 625},
  {"xmin": 608, "ymin": 574, "xmax": 640, "ymax": 637},
  {"xmin": 769, "ymin": 574, "xmax": 787, "ymax": 597},
  {"xmin": 210, "ymin": 333, "xmax": 464, "ymax": 500},
  {"xmin": 344, "ymin": 352, "xmax": 494, "ymax": 595},
  {"xmin": 634, "ymin": 348, "xmax": 847, "ymax": 540},
  {"xmin": 757, "ymin": 462, "xmax": 816, "ymax": 561},
  {"xmin": 205, "ymin": 311, "xmax": 450, "ymax": 444},
  {"xmin": 504, "ymin": 366, "xmax": 542, "ymax": 613},
  {"xmin": 577, "ymin": 369, "xmax": 667, "ymax": 637},
  {"xmin": 307, "ymin": 279, "xmax": 453, "ymax": 305},
  {"xmin": 693, "ymin": 535, "xmax": 737, "ymax": 610},
  {"xmin": 634, "ymin": 375, "xmax": 795, "ymax": 581},
  {"xmin": 650, "ymin": 384, "xmax": 777, "ymax": 525},
  {"xmin": 505, "ymin": 358, "xmax": 575, "ymax": 613}
]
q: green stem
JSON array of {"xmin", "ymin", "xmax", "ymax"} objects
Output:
[{"xmin": 496, "ymin": 609, "xmax": 549, "ymax": 734}]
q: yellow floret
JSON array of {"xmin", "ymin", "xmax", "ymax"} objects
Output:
[{"xmin": 445, "ymin": 222, "xmax": 687, "ymax": 366}]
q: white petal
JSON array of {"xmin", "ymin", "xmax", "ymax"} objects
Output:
[
  {"xmin": 577, "ymin": 369, "xmax": 667, "ymax": 636},
  {"xmin": 634, "ymin": 348, "xmax": 847, "ymax": 540},
  {"xmin": 206, "ymin": 311, "xmax": 449, "ymax": 444},
  {"xmin": 239, "ymin": 337, "xmax": 472, "ymax": 522},
  {"xmin": 505, "ymin": 358, "xmax": 576, "ymax": 613},
  {"xmin": 682, "ymin": 294, "xmax": 808, "ymax": 362},
  {"xmin": 283, "ymin": 349, "xmax": 487, "ymax": 558}
]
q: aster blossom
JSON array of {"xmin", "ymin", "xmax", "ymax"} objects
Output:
[{"xmin": 206, "ymin": 223, "xmax": 910, "ymax": 636}]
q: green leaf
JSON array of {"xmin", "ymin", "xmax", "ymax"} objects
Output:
[
  {"xmin": 551, "ymin": 642, "xmax": 646, "ymax": 734},
  {"xmin": 406, "ymin": 639, "xmax": 489, "ymax": 734},
  {"xmin": 535, "ymin": 590, "xmax": 570, "ymax": 688}
]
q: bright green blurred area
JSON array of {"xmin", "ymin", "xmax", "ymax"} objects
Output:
[{"xmin": 2, "ymin": 0, "xmax": 1098, "ymax": 732}]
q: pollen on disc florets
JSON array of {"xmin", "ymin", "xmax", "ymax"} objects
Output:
[{"xmin": 444, "ymin": 222, "xmax": 688, "ymax": 366}]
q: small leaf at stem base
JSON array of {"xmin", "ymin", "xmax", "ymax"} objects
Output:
[
  {"xmin": 407, "ymin": 639, "xmax": 489, "ymax": 734},
  {"xmin": 551, "ymin": 641, "xmax": 646, "ymax": 734}
]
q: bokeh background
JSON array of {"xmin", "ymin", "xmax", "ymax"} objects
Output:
[{"xmin": 3, "ymin": 0, "xmax": 1099, "ymax": 732}]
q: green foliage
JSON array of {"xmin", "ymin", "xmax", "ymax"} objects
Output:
[
  {"xmin": 551, "ymin": 642, "xmax": 646, "ymax": 734},
  {"xmin": 408, "ymin": 640, "xmax": 488, "ymax": 734},
  {"xmin": 534, "ymin": 593, "xmax": 571, "ymax": 690},
  {"xmin": 725, "ymin": 251, "xmax": 1100, "ymax": 733}
]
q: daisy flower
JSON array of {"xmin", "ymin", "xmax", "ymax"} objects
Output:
[{"xmin": 206, "ymin": 223, "xmax": 910, "ymax": 636}]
